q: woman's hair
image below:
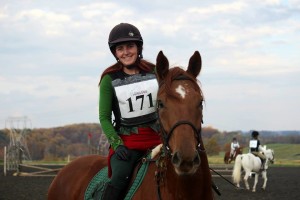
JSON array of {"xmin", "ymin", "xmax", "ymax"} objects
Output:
[{"xmin": 99, "ymin": 59, "xmax": 155, "ymax": 84}]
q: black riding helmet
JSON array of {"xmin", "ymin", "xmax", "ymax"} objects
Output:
[
  {"xmin": 252, "ymin": 131, "xmax": 259, "ymax": 137},
  {"xmin": 108, "ymin": 23, "xmax": 143, "ymax": 59}
]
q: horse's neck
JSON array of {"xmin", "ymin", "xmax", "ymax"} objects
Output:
[{"xmin": 144, "ymin": 153, "xmax": 213, "ymax": 199}]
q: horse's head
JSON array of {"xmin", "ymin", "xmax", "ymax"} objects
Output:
[
  {"xmin": 155, "ymin": 51, "xmax": 204, "ymax": 175},
  {"xmin": 263, "ymin": 148, "xmax": 275, "ymax": 164},
  {"xmin": 268, "ymin": 149, "xmax": 275, "ymax": 164},
  {"xmin": 237, "ymin": 147, "xmax": 243, "ymax": 154}
]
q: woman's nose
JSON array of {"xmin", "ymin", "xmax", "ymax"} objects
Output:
[{"xmin": 123, "ymin": 47, "xmax": 129, "ymax": 54}]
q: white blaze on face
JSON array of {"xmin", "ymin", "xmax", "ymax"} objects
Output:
[{"xmin": 176, "ymin": 85, "xmax": 186, "ymax": 99}]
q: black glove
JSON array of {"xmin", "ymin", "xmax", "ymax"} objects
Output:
[{"xmin": 115, "ymin": 145, "xmax": 130, "ymax": 160}]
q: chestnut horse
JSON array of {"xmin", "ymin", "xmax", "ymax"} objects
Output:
[
  {"xmin": 224, "ymin": 147, "xmax": 243, "ymax": 164},
  {"xmin": 47, "ymin": 51, "xmax": 214, "ymax": 200}
]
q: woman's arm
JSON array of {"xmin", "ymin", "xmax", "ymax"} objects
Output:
[{"xmin": 99, "ymin": 75, "xmax": 123, "ymax": 150}]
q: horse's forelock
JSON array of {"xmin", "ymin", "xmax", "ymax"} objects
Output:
[{"xmin": 162, "ymin": 67, "xmax": 201, "ymax": 99}]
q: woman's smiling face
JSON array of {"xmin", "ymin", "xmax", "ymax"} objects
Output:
[{"xmin": 115, "ymin": 42, "xmax": 138, "ymax": 66}]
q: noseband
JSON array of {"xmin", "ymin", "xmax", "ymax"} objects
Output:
[{"xmin": 158, "ymin": 119, "xmax": 205, "ymax": 156}]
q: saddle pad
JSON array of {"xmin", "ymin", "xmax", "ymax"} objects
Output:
[
  {"xmin": 84, "ymin": 167, "xmax": 110, "ymax": 200},
  {"xmin": 124, "ymin": 155, "xmax": 150, "ymax": 200},
  {"xmin": 84, "ymin": 154, "xmax": 151, "ymax": 200}
]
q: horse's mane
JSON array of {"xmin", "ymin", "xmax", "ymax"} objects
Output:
[{"xmin": 162, "ymin": 67, "xmax": 203, "ymax": 100}]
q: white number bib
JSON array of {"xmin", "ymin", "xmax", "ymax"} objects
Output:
[
  {"xmin": 233, "ymin": 143, "xmax": 239, "ymax": 148},
  {"xmin": 112, "ymin": 73, "xmax": 158, "ymax": 126},
  {"xmin": 249, "ymin": 140, "xmax": 258, "ymax": 148},
  {"xmin": 115, "ymin": 79, "xmax": 157, "ymax": 117}
]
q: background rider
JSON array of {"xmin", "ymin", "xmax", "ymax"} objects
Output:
[{"xmin": 249, "ymin": 130, "xmax": 266, "ymax": 169}]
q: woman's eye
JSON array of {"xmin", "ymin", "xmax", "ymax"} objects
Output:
[{"xmin": 116, "ymin": 47, "xmax": 123, "ymax": 51}]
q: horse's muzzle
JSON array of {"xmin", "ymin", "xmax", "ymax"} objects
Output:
[{"xmin": 171, "ymin": 150, "xmax": 201, "ymax": 175}]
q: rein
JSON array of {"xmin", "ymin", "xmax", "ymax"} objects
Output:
[
  {"xmin": 209, "ymin": 167, "xmax": 244, "ymax": 190},
  {"xmin": 142, "ymin": 149, "xmax": 167, "ymax": 200}
]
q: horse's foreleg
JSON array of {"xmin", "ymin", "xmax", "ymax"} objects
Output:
[
  {"xmin": 261, "ymin": 170, "xmax": 268, "ymax": 190},
  {"xmin": 252, "ymin": 173, "xmax": 259, "ymax": 192},
  {"xmin": 243, "ymin": 171, "xmax": 250, "ymax": 190}
]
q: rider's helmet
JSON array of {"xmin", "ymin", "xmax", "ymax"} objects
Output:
[
  {"xmin": 108, "ymin": 23, "xmax": 143, "ymax": 59},
  {"xmin": 252, "ymin": 130, "xmax": 259, "ymax": 138},
  {"xmin": 232, "ymin": 137, "xmax": 237, "ymax": 141}
]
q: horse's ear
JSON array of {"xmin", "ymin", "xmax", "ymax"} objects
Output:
[
  {"xmin": 156, "ymin": 51, "xmax": 169, "ymax": 82},
  {"xmin": 186, "ymin": 51, "xmax": 202, "ymax": 78}
]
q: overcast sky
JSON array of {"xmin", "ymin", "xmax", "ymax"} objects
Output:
[{"xmin": 1, "ymin": 0, "xmax": 299, "ymax": 132}]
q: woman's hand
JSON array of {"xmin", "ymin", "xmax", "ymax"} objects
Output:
[{"xmin": 115, "ymin": 145, "xmax": 131, "ymax": 160}]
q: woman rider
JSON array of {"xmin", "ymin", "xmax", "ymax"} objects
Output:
[
  {"xmin": 99, "ymin": 23, "xmax": 161, "ymax": 200},
  {"xmin": 249, "ymin": 130, "xmax": 266, "ymax": 169},
  {"xmin": 229, "ymin": 137, "xmax": 240, "ymax": 162}
]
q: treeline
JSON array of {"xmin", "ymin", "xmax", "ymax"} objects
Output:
[{"xmin": 0, "ymin": 123, "xmax": 299, "ymax": 161}]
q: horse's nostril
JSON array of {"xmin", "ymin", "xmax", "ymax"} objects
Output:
[
  {"xmin": 193, "ymin": 152, "xmax": 201, "ymax": 165},
  {"xmin": 172, "ymin": 152, "xmax": 180, "ymax": 165}
]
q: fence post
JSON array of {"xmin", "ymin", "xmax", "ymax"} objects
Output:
[{"xmin": 4, "ymin": 146, "xmax": 7, "ymax": 176}]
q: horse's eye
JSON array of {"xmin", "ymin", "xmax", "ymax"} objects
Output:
[
  {"xmin": 157, "ymin": 100, "xmax": 164, "ymax": 109},
  {"xmin": 199, "ymin": 101, "xmax": 203, "ymax": 109}
]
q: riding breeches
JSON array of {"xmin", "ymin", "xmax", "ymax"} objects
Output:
[
  {"xmin": 109, "ymin": 149, "xmax": 144, "ymax": 190},
  {"xmin": 230, "ymin": 149, "xmax": 235, "ymax": 156},
  {"xmin": 252, "ymin": 151, "xmax": 266, "ymax": 160}
]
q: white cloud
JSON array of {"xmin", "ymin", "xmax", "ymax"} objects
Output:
[
  {"xmin": 188, "ymin": 1, "xmax": 247, "ymax": 15},
  {"xmin": 14, "ymin": 9, "xmax": 71, "ymax": 37}
]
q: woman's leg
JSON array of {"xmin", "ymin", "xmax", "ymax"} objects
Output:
[{"xmin": 102, "ymin": 149, "xmax": 144, "ymax": 200}]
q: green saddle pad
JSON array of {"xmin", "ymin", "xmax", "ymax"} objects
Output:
[
  {"xmin": 84, "ymin": 154, "xmax": 151, "ymax": 200},
  {"xmin": 84, "ymin": 167, "xmax": 110, "ymax": 200}
]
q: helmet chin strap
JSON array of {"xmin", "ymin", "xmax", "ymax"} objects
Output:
[
  {"xmin": 114, "ymin": 53, "xmax": 143, "ymax": 61},
  {"xmin": 139, "ymin": 52, "xmax": 143, "ymax": 59},
  {"xmin": 124, "ymin": 64, "xmax": 136, "ymax": 69}
]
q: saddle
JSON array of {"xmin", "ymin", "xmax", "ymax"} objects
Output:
[{"xmin": 84, "ymin": 154, "xmax": 152, "ymax": 200}]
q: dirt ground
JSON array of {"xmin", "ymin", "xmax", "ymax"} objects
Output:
[
  {"xmin": 212, "ymin": 167, "xmax": 300, "ymax": 200},
  {"xmin": 0, "ymin": 165, "xmax": 299, "ymax": 200}
]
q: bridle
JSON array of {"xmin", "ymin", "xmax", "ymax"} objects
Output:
[
  {"xmin": 157, "ymin": 118, "xmax": 205, "ymax": 156},
  {"xmin": 268, "ymin": 150, "xmax": 275, "ymax": 164},
  {"xmin": 156, "ymin": 75, "xmax": 206, "ymax": 156}
]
